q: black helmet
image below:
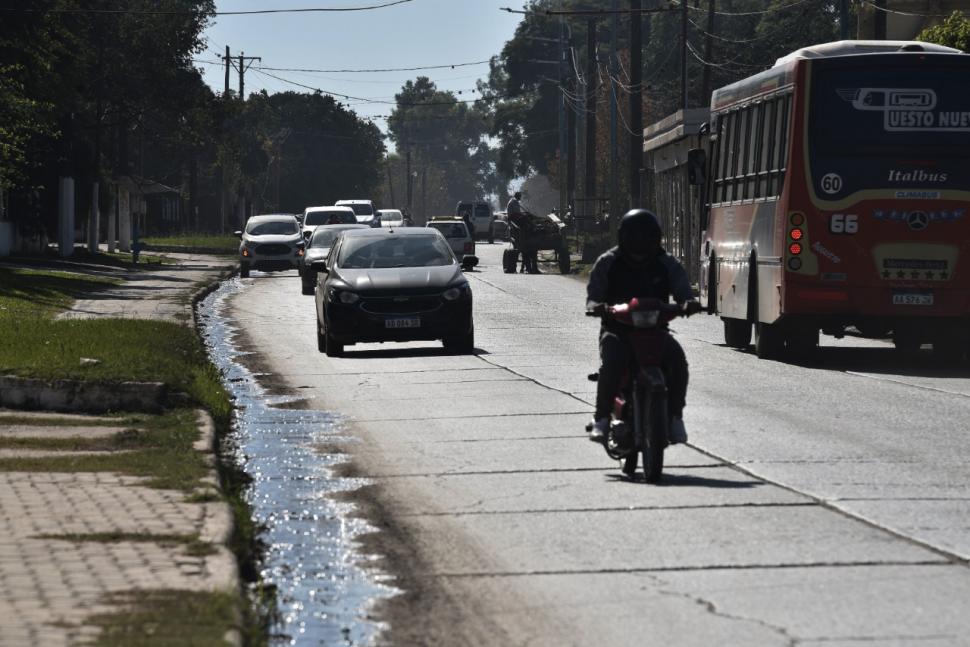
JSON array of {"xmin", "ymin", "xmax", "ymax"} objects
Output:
[{"xmin": 618, "ymin": 209, "xmax": 662, "ymax": 257}]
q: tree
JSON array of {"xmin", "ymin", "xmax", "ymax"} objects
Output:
[
  {"xmin": 387, "ymin": 77, "xmax": 494, "ymax": 217},
  {"xmin": 918, "ymin": 11, "xmax": 970, "ymax": 51}
]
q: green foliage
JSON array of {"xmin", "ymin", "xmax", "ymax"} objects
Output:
[
  {"xmin": 84, "ymin": 590, "xmax": 240, "ymax": 647},
  {"xmin": 386, "ymin": 77, "xmax": 495, "ymax": 214},
  {"xmin": 918, "ymin": 11, "xmax": 970, "ymax": 52},
  {"xmin": 482, "ymin": 0, "xmax": 846, "ymax": 196}
]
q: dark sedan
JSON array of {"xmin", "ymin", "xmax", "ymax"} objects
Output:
[
  {"xmin": 312, "ymin": 228, "xmax": 474, "ymax": 357},
  {"xmin": 299, "ymin": 224, "xmax": 367, "ymax": 294}
]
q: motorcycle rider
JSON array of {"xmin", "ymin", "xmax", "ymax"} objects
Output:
[{"xmin": 586, "ymin": 209, "xmax": 701, "ymax": 445}]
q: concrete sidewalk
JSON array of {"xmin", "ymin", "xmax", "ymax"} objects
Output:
[{"xmin": 0, "ymin": 253, "xmax": 239, "ymax": 646}]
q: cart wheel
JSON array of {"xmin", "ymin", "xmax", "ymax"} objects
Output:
[
  {"xmin": 502, "ymin": 249, "xmax": 518, "ymax": 274},
  {"xmin": 558, "ymin": 246, "xmax": 571, "ymax": 274}
]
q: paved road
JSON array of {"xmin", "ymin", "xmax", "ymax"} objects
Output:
[{"xmin": 231, "ymin": 243, "xmax": 970, "ymax": 646}]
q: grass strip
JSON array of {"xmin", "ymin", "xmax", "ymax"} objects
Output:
[
  {"xmin": 0, "ymin": 267, "xmax": 120, "ymax": 318},
  {"xmin": 0, "ymin": 414, "xmax": 131, "ymax": 427},
  {"xmin": 143, "ymin": 233, "xmax": 240, "ymax": 253},
  {"xmin": 85, "ymin": 590, "xmax": 240, "ymax": 647},
  {"xmin": 0, "ymin": 409, "xmax": 210, "ymax": 490},
  {"xmin": 36, "ymin": 531, "xmax": 217, "ymax": 557}
]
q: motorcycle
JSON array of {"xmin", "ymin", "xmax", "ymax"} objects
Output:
[{"xmin": 585, "ymin": 298, "xmax": 687, "ymax": 483}]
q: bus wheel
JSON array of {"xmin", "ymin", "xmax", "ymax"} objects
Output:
[
  {"xmin": 893, "ymin": 330, "xmax": 921, "ymax": 356},
  {"xmin": 932, "ymin": 333, "xmax": 968, "ymax": 364},
  {"xmin": 755, "ymin": 322, "xmax": 785, "ymax": 359},
  {"xmin": 723, "ymin": 318, "xmax": 752, "ymax": 348},
  {"xmin": 786, "ymin": 327, "xmax": 819, "ymax": 361}
]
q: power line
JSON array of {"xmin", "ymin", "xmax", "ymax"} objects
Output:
[
  {"xmin": 254, "ymin": 60, "xmax": 491, "ymax": 74},
  {"xmin": 675, "ymin": 0, "xmax": 820, "ymax": 17},
  {"xmin": 251, "ymin": 67, "xmax": 536, "ymax": 107},
  {"xmin": 857, "ymin": 0, "xmax": 956, "ymax": 17},
  {"xmin": 0, "ymin": 0, "xmax": 416, "ymax": 15}
]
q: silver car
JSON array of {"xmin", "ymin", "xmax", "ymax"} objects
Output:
[
  {"xmin": 299, "ymin": 224, "xmax": 367, "ymax": 294},
  {"xmin": 235, "ymin": 214, "xmax": 303, "ymax": 278}
]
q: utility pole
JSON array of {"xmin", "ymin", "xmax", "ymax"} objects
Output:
[
  {"xmin": 558, "ymin": 17, "xmax": 568, "ymax": 219},
  {"xmin": 840, "ymin": 0, "xmax": 849, "ymax": 39},
  {"xmin": 873, "ymin": 0, "xmax": 887, "ymax": 39},
  {"xmin": 566, "ymin": 54, "xmax": 577, "ymax": 219},
  {"xmin": 681, "ymin": 0, "xmax": 688, "ymax": 111},
  {"xmin": 609, "ymin": 0, "xmax": 619, "ymax": 224},
  {"xmin": 629, "ymin": 0, "xmax": 642, "ymax": 208},
  {"xmin": 224, "ymin": 46, "xmax": 231, "ymax": 96},
  {"xmin": 233, "ymin": 51, "xmax": 261, "ymax": 100},
  {"xmin": 701, "ymin": 0, "xmax": 715, "ymax": 105},
  {"xmin": 584, "ymin": 19, "xmax": 598, "ymax": 206}
]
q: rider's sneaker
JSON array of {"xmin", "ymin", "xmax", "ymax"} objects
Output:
[
  {"xmin": 668, "ymin": 417, "xmax": 688, "ymax": 445},
  {"xmin": 588, "ymin": 418, "xmax": 609, "ymax": 444}
]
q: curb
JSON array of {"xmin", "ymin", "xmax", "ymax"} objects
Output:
[
  {"xmin": 144, "ymin": 244, "xmax": 236, "ymax": 256},
  {"xmin": 0, "ymin": 375, "xmax": 167, "ymax": 413}
]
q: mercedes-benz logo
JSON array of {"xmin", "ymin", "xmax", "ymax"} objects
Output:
[{"xmin": 907, "ymin": 211, "xmax": 929, "ymax": 231}]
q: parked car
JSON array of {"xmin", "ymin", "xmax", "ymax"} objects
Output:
[
  {"xmin": 311, "ymin": 228, "xmax": 475, "ymax": 356},
  {"xmin": 455, "ymin": 201, "xmax": 496, "ymax": 242},
  {"xmin": 235, "ymin": 214, "xmax": 303, "ymax": 278},
  {"xmin": 492, "ymin": 211, "xmax": 510, "ymax": 240},
  {"xmin": 299, "ymin": 224, "xmax": 368, "ymax": 295},
  {"xmin": 377, "ymin": 209, "xmax": 405, "ymax": 228},
  {"xmin": 426, "ymin": 218, "xmax": 478, "ymax": 267},
  {"xmin": 302, "ymin": 206, "xmax": 357, "ymax": 241},
  {"xmin": 335, "ymin": 199, "xmax": 377, "ymax": 225}
]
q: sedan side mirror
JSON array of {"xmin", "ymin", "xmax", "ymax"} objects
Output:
[
  {"xmin": 310, "ymin": 260, "xmax": 328, "ymax": 273},
  {"xmin": 461, "ymin": 255, "xmax": 479, "ymax": 271}
]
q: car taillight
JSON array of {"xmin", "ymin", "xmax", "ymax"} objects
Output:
[{"xmin": 463, "ymin": 242, "xmax": 473, "ymax": 253}]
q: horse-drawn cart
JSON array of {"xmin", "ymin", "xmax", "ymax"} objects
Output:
[{"xmin": 501, "ymin": 212, "xmax": 571, "ymax": 275}]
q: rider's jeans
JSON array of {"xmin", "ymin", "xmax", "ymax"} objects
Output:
[{"xmin": 595, "ymin": 330, "xmax": 688, "ymax": 421}]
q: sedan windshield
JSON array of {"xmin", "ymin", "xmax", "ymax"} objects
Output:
[
  {"xmin": 428, "ymin": 222, "xmax": 467, "ymax": 239},
  {"xmin": 305, "ymin": 210, "xmax": 354, "ymax": 226},
  {"xmin": 247, "ymin": 220, "xmax": 297, "ymax": 235},
  {"xmin": 337, "ymin": 235, "xmax": 454, "ymax": 269},
  {"xmin": 309, "ymin": 228, "xmax": 345, "ymax": 249}
]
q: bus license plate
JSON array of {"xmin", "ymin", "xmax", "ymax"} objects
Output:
[
  {"xmin": 385, "ymin": 317, "xmax": 420, "ymax": 329},
  {"xmin": 892, "ymin": 292, "xmax": 933, "ymax": 306}
]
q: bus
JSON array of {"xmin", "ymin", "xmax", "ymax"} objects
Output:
[{"xmin": 698, "ymin": 40, "xmax": 970, "ymax": 360}]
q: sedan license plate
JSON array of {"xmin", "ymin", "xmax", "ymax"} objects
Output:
[
  {"xmin": 385, "ymin": 317, "xmax": 420, "ymax": 329},
  {"xmin": 892, "ymin": 292, "xmax": 933, "ymax": 306}
]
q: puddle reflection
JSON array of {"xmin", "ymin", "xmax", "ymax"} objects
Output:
[{"xmin": 199, "ymin": 279, "xmax": 396, "ymax": 646}]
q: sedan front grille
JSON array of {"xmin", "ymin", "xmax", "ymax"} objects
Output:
[
  {"xmin": 255, "ymin": 243, "xmax": 293, "ymax": 256},
  {"xmin": 361, "ymin": 296, "xmax": 442, "ymax": 315}
]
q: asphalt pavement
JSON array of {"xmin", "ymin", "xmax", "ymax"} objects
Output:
[{"xmin": 230, "ymin": 243, "xmax": 970, "ymax": 646}]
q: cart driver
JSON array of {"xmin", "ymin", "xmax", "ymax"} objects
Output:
[{"xmin": 507, "ymin": 192, "xmax": 539, "ymax": 274}]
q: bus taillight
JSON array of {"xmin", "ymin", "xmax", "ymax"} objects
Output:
[
  {"xmin": 789, "ymin": 242, "xmax": 803, "ymax": 255},
  {"xmin": 790, "ymin": 212, "xmax": 805, "ymax": 226},
  {"xmin": 790, "ymin": 228, "xmax": 803, "ymax": 241}
]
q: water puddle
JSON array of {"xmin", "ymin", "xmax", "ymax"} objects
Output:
[{"xmin": 198, "ymin": 279, "xmax": 396, "ymax": 645}]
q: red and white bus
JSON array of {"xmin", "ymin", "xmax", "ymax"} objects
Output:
[{"xmin": 699, "ymin": 40, "xmax": 970, "ymax": 359}]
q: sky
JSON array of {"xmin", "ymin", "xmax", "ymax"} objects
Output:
[{"xmin": 198, "ymin": 0, "xmax": 526, "ymax": 142}]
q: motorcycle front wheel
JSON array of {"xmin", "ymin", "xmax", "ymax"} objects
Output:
[{"xmin": 635, "ymin": 384, "xmax": 666, "ymax": 483}]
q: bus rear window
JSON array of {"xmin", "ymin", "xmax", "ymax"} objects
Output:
[{"xmin": 810, "ymin": 63, "xmax": 970, "ymax": 157}]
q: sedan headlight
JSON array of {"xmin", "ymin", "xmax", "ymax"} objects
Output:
[
  {"xmin": 328, "ymin": 288, "xmax": 359, "ymax": 304},
  {"xmin": 442, "ymin": 283, "xmax": 469, "ymax": 301}
]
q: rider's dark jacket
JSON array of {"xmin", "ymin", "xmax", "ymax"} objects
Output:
[{"xmin": 587, "ymin": 246, "xmax": 692, "ymax": 331}]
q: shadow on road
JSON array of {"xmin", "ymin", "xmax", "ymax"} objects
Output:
[
  {"xmin": 606, "ymin": 472, "xmax": 764, "ymax": 488},
  {"xmin": 336, "ymin": 346, "xmax": 484, "ymax": 359},
  {"xmin": 724, "ymin": 343, "xmax": 970, "ymax": 379}
]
